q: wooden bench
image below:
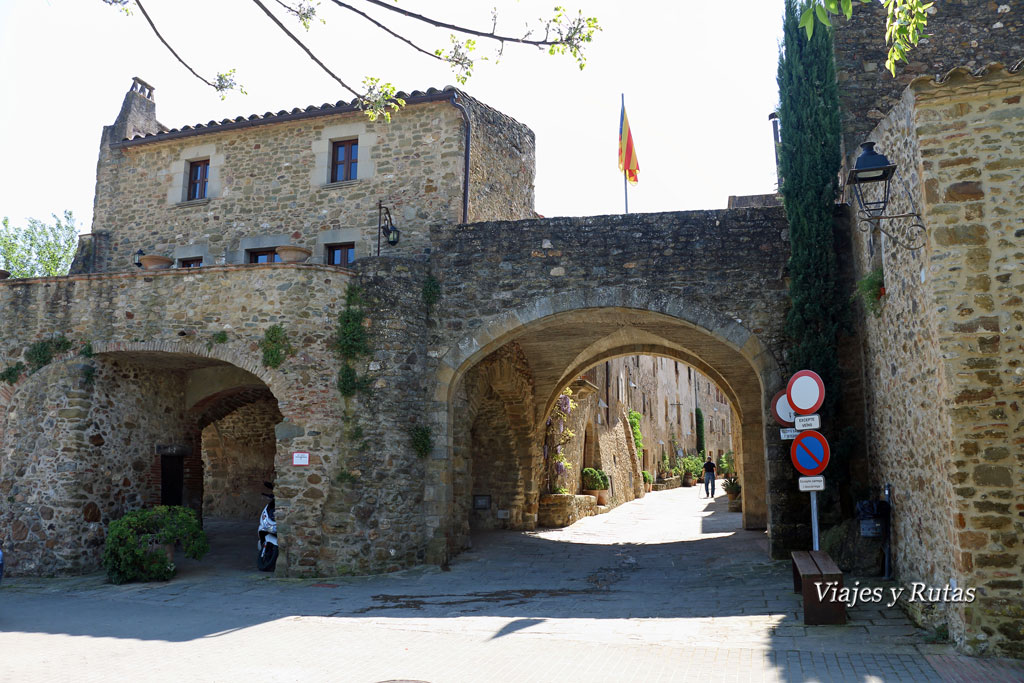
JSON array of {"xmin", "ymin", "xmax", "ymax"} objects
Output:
[{"xmin": 791, "ymin": 550, "xmax": 846, "ymax": 625}]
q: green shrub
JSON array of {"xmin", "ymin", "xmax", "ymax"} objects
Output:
[
  {"xmin": 719, "ymin": 451, "xmax": 735, "ymax": 476},
  {"xmin": 259, "ymin": 324, "xmax": 294, "ymax": 368},
  {"xmin": 582, "ymin": 467, "xmax": 609, "ymax": 490},
  {"xmin": 853, "ymin": 267, "xmax": 885, "ymax": 317},
  {"xmin": 627, "ymin": 410, "xmax": 644, "ymax": 456},
  {"xmin": 0, "ymin": 362, "xmax": 25, "ymax": 385},
  {"xmin": 680, "ymin": 456, "xmax": 703, "ymax": 479},
  {"xmin": 101, "ymin": 506, "xmax": 209, "ymax": 584},
  {"xmin": 422, "ymin": 274, "xmax": 441, "ymax": 311},
  {"xmin": 409, "ymin": 425, "xmax": 433, "ymax": 458},
  {"xmin": 25, "ymin": 335, "xmax": 73, "ymax": 372},
  {"xmin": 641, "ymin": 470, "xmax": 653, "ymax": 484}
]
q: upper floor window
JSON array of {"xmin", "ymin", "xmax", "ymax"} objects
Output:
[
  {"xmin": 248, "ymin": 249, "xmax": 281, "ymax": 264},
  {"xmin": 179, "ymin": 258, "xmax": 202, "ymax": 268},
  {"xmin": 187, "ymin": 160, "xmax": 210, "ymax": 200},
  {"xmin": 326, "ymin": 242, "xmax": 355, "ymax": 266},
  {"xmin": 330, "ymin": 140, "xmax": 358, "ymax": 183}
]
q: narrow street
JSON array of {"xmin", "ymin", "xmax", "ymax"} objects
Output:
[{"xmin": 0, "ymin": 486, "xmax": 1000, "ymax": 682}]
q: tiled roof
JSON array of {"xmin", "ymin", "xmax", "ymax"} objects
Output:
[
  {"xmin": 909, "ymin": 59, "xmax": 1024, "ymax": 92},
  {"xmin": 117, "ymin": 86, "xmax": 465, "ymax": 147}
]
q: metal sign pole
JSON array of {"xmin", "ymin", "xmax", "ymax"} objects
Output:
[{"xmin": 810, "ymin": 490, "xmax": 820, "ymax": 551}]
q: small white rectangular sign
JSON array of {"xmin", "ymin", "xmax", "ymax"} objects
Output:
[
  {"xmin": 795, "ymin": 414, "xmax": 820, "ymax": 430},
  {"xmin": 799, "ymin": 476, "xmax": 825, "ymax": 492},
  {"xmin": 292, "ymin": 451, "xmax": 310, "ymax": 466},
  {"xmin": 780, "ymin": 428, "xmax": 799, "ymax": 440}
]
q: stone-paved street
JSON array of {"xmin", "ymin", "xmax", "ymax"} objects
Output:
[{"xmin": 3, "ymin": 486, "xmax": 1017, "ymax": 682}]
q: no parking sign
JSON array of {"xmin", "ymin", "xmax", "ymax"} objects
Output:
[{"xmin": 790, "ymin": 430, "xmax": 830, "ymax": 476}]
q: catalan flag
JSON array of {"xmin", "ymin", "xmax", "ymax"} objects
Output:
[{"xmin": 618, "ymin": 101, "xmax": 639, "ymax": 186}]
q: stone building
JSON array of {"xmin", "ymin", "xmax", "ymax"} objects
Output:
[{"xmin": 834, "ymin": 3, "xmax": 1023, "ymax": 659}]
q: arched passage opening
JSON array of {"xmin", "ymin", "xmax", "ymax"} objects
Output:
[
  {"xmin": 0, "ymin": 346, "xmax": 285, "ymax": 576},
  {"xmin": 427, "ymin": 299, "xmax": 783, "ymax": 566}
]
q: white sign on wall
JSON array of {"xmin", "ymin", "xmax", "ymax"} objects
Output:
[
  {"xmin": 780, "ymin": 428, "xmax": 799, "ymax": 440},
  {"xmin": 292, "ymin": 451, "xmax": 310, "ymax": 466},
  {"xmin": 795, "ymin": 414, "xmax": 820, "ymax": 430}
]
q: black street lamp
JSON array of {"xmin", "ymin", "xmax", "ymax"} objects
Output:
[
  {"xmin": 377, "ymin": 201, "xmax": 400, "ymax": 256},
  {"xmin": 844, "ymin": 141, "xmax": 925, "ymax": 251},
  {"xmin": 133, "ymin": 249, "xmax": 145, "ymax": 268}
]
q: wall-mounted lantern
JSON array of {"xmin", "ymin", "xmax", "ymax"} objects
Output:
[
  {"xmin": 132, "ymin": 249, "xmax": 145, "ymax": 268},
  {"xmin": 377, "ymin": 201, "xmax": 400, "ymax": 256},
  {"xmin": 844, "ymin": 142, "xmax": 925, "ymax": 251}
]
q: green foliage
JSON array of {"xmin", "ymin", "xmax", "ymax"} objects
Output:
[
  {"xmin": 0, "ymin": 211, "xmax": 78, "ymax": 278},
  {"xmin": 337, "ymin": 364, "xmax": 372, "ymax": 397},
  {"xmin": 422, "ymin": 274, "xmax": 441, "ymax": 312},
  {"xmin": 799, "ymin": 0, "xmax": 932, "ymax": 75},
  {"xmin": 641, "ymin": 470, "xmax": 653, "ymax": 484},
  {"xmin": 719, "ymin": 451, "xmax": 735, "ymax": 476},
  {"xmin": 211, "ymin": 331, "xmax": 228, "ymax": 344},
  {"xmin": 0, "ymin": 362, "xmax": 25, "ymax": 385},
  {"xmin": 695, "ymin": 407, "xmax": 706, "ymax": 456},
  {"xmin": 553, "ymin": 486, "xmax": 569, "ymax": 495},
  {"xmin": 81, "ymin": 364, "xmax": 96, "ymax": 387},
  {"xmin": 679, "ymin": 456, "xmax": 703, "ymax": 479},
  {"xmin": 408, "ymin": 425, "xmax": 433, "ymax": 459},
  {"xmin": 779, "ymin": 0, "xmax": 847, "ymax": 426},
  {"xmin": 25, "ymin": 335, "xmax": 73, "ymax": 373},
  {"xmin": 627, "ymin": 410, "xmax": 644, "ymax": 456},
  {"xmin": 258, "ymin": 324, "xmax": 294, "ymax": 368},
  {"xmin": 79, "ymin": 342, "xmax": 94, "ymax": 358},
  {"xmin": 853, "ymin": 267, "xmax": 886, "ymax": 317},
  {"xmin": 581, "ymin": 467, "xmax": 609, "ymax": 490},
  {"xmin": 724, "ymin": 478, "xmax": 742, "ymax": 495},
  {"xmin": 336, "ymin": 468, "xmax": 358, "ymax": 484},
  {"xmin": 101, "ymin": 506, "xmax": 209, "ymax": 585}
]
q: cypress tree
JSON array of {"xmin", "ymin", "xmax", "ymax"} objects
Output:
[
  {"xmin": 777, "ymin": 1, "xmax": 850, "ymax": 485},
  {"xmin": 695, "ymin": 407, "xmax": 705, "ymax": 456}
]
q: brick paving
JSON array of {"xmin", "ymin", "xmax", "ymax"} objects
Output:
[{"xmin": 2, "ymin": 486, "xmax": 1014, "ymax": 682}]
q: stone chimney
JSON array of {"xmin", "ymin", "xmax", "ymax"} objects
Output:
[{"xmin": 101, "ymin": 77, "xmax": 162, "ymax": 147}]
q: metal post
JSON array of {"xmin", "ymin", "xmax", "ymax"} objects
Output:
[
  {"xmin": 883, "ymin": 482, "xmax": 892, "ymax": 579},
  {"xmin": 810, "ymin": 490, "xmax": 820, "ymax": 551}
]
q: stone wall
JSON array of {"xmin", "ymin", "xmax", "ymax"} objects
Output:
[
  {"xmin": 852, "ymin": 66, "xmax": 1024, "ymax": 657},
  {"xmin": 538, "ymin": 493, "xmax": 597, "ymax": 527},
  {"xmin": 833, "ymin": 0, "xmax": 1024, "ymax": 165},
  {"xmin": 463, "ymin": 93, "xmax": 536, "ymax": 223},
  {"xmin": 201, "ymin": 399, "xmax": 281, "ymax": 519}
]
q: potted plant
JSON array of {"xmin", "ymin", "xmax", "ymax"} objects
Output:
[
  {"xmin": 582, "ymin": 467, "xmax": 610, "ymax": 505},
  {"xmin": 724, "ymin": 478, "xmax": 741, "ymax": 502},
  {"xmin": 275, "ymin": 245, "xmax": 312, "ymax": 263},
  {"xmin": 138, "ymin": 254, "xmax": 174, "ymax": 270},
  {"xmin": 642, "ymin": 470, "xmax": 653, "ymax": 492},
  {"xmin": 680, "ymin": 455, "xmax": 702, "ymax": 487},
  {"xmin": 101, "ymin": 505, "xmax": 210, "ymax": 584}
]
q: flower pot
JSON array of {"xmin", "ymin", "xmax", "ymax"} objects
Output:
[
  {"xmin": 645, "ymin": 482, "xmax": 653, "ymax": 492},
  {"xmin": 139, "ymin": 254, "xmax": 173, "ymax": 270},
  {"xmin": 596, "ymin": 490, "xmax": 609, "ymax": 506},
  {"xmin": 682, "ymin": 474, "xmax": 693, "ymax": 487},
  {"xmin": 583, "ymin": 489, "xmax": 600, "ymax": 501},
  {"xmin": 275, "ymin": 245, "xmax": 312, "ymax": 263},
  {"xmin": 727, "ymin": 492, "xmax": 739, "ymax": 502}
]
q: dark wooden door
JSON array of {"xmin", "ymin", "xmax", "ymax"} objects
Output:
[{"xmin": 161, "ymin": 455, "xmax": 184, "ymax": 505}]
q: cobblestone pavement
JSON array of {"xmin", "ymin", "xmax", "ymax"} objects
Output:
[{"xmin": 3, "ymin": 486, "xmax": 1012, "ymax": 682}]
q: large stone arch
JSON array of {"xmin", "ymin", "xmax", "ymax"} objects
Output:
[
  {"xmin": 425, "ymin": 286, "xmax": 785, "ymax": 563},
  {"xmin": 0, "ymin": 341, "xmax": 321, "ymax": 576}
]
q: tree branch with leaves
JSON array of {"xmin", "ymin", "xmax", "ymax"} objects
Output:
[
  {"xmin": 101, "ymin": 0, "xmax": 600, "ymax": 121},
  {"xmin": 0, "ymin": 212, "xmax": 79, "ymax": 278},
  {"xmin": 800, "ymin": 0, "xmax": 934, "ymax": 75}
]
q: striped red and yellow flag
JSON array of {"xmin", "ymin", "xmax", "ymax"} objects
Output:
[{"xmin": 618, "ymin": 104, "xmax": 639, "ymax": 185}]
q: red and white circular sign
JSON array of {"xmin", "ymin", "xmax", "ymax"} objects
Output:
[
  {"xmin": 786, "ymin": 370, "xmax": 825, "ymax": 416},
  {"xmin": 771, "ymin": 390, "xmax": 795, "ymax": 427}
]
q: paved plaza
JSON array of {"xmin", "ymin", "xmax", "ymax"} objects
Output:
[{"xmin": 2, "ymin": 486, "xmax": 1021, "ymax": 682}]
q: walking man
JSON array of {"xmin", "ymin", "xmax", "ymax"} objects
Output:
[{"xmin": 703, "ymin": 456, "xmax": 717, "ymax": 498}]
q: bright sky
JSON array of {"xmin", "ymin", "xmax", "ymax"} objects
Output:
[{"xmin": 0, "ymin": 0, "xmax": 786, "ymax": 231}]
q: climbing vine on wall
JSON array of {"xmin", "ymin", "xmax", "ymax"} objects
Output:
[
  {"xmin": 628, "ymin": 410, "xmax": 644, "ymax": 458},
  {"xmin": 333, "ymin": 285, "xmax": 372, "ymax": 396},
  {"xmin": 258, "ymin": 325, "xmax": 294, "ymax": 368},
  {"xmin": 546, "ymin": 387, "xmax": 578, "ymax": 491}
]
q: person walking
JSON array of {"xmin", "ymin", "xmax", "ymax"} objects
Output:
[{"xmin": 703, "ymin": 456, "xmax": 717, "ymax": 498}]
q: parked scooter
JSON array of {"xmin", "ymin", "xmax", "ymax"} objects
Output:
[{"xmin": 257, "ymin": 481, "xmax": 278, "ymax": 572}]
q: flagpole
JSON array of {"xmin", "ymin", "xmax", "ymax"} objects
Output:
[{"xmin": 622, "ymin": 93, "xmax": 628, "ymax": 214}]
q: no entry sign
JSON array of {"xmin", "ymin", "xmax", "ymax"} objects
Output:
[
  {"xmin": 787, "ymin": 370, "xmax": 825, "ymax": 415},
  {"xmin": 790, "ymin": 430, "xmax": 830, "ymax": 476},
  {"xmin": 771, "ymin": 390, "xmax": 796, "ymax": 427}
]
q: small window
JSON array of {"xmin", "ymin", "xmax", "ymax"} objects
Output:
[
  {"xmin": 326, "ymin": 243, "xmax": 355, "ymax": 266},
  {"xmin": 330, "ymin": 140, "xmax": 358, "ymax": 183},
  {"xmin": 179, "ymin": 258, "xmax": 202, "ymax": 268},
  {"xmin": 248, "ymin": 249, "xmax": 281, "ymax": 264},
  {"xmin": 187, "ymin": 160, "xmax": 210, "ymax": 200}
]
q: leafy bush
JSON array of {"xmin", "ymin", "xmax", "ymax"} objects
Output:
[
  {"xmin": 853, "ymin": 267, "xmax": 885, "ymax": 317},
  {"xmin": 25, "ymin": 335, "xmax": 73, "ymax": 372},
  {"xmin": 0, "ymin": 362, "xmax": 25, "ymax": 385},
  {"xmin": 719, "ymin": 451, "xmax": 735, "ymax": 477},
  {"xmin": 641, "ymin": 470, "xmax": 653, "ymax": 484},
  {"xmin": 408, "ymin": 425, "xmax": 433, "ymax": 458},
  {"xmin": 582, "ymin": 467, "xmax": 609, "ymax": 490},
  {"xmin": 627, "ymin": 410, "xmax": 644, "ymax": 455},
  {"xmin": 101, "ymin": 506, "xmax": 209, "ymax": 584},
  {"xmin": 680, "ymin": 456, "xmax": 703, "ymax": 479},
  {"xmin": 259, "ymin": 324, "xmax": 294, "ymax": 368}
]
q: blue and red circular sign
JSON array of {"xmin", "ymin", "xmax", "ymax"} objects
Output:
[{"xmin": 790, "ymin": 430, "xmax": 830, "ymax": 476}]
